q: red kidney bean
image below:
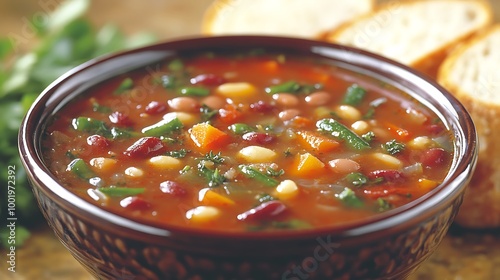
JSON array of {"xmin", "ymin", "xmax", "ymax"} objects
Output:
[
  {"xmin": 242, "ymin": 132, "xmax": 275, "ymax": 145},
  {"xmin": 120, "ymin": 196, "xmax": 150, "ymax": 210},
  {"xmin": 427, "ymin": 124, "xmax": 444, "ymax": 135},
  {"xmin": 123, "ymin": 137, "xmax": 165, "ymax": 158},
  {"xmin": 190, "ymin": 73, "xmax": 226, "ymax": 86},
  {"xmin": 86, "ymin": 134, "xmax": 110, "ymax": 148},
  {"xmin": 109, "ymin": 111, "xmax": 133, "ymax": 126},
  {"xmin": 168, "ymin": 97, "xmax": 199, "ymax": 112},
  {"xmin": 368, "ymin": 170, "xmax": 405, "ymax": 184},
  {"xmin": 421, "ymin": 148, "xmax": 447, "ymax": 167},
  {"xmin": 145, "ymin": 101, "xmax": 167, "ymax": 115},
  {"xmin": 237, "ymin": 200, "xmax": 287, "ymax": 221},
  {"xmin": 250, "ymin": 101, "xmax": 275, "ymax": 113},
  {"xmin": 160, "ymin": 181, "xmax": 187, "ymax": 196}
]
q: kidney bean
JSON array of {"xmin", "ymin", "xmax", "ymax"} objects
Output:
[
  {"xmin": 250, "ymin": 101, "xmax": 275, "ymax": 113},
  {"xmin": 109, "ymin": 111, "xmax": 133, "ymax": 126},
  {"xmin": 190, "ymin": 73, "xmax": 226, "ymax": 86},
  {"xmin": 242, "ymin": 132, "xmax": 275, "ymax": 145},
  {"xmin": 305, "ymin": 91, "xmax": 330, "ymax": 106},
  {"xmin": 272, "ymin": 93, "xmax": 299, "ymax": 107},
  {"xmin": 168, "ymin": 97, "xmax": 199, "ymax": 112},
  {"xmin": 328, "ymin": 158, "xmax": 360, "ymax": 174},
  {"xmin": 87, "ymin": 134, "xmax": 110, "ymax": 148},
  {"xmin": 237, "ymin": 200, "xmax": 287, "ymax": 221},
  {"xmin": 120, "ymin": 196, "xmax": 150, "ymax": 210},
  {"xmin": 145, "ymin": 101, "xmax": 167, "ymax": 115},
  {"xmin": 367, "ymin": 170, "xmax": 405, "ymax": 184},
  {"xmin": 160, "ymin": 180, "xmax": 187, "ymax": 196},
  {"xmin": 427, "ymin": 124, "xmax": 444, "ymax": 135},
  {"xmin": 421, "ymin": 148, "xmax": 447, "ymax": 167},
  {"xmin": 123, "ymin": 137, "xmax": 165, "ymax": 158},
  {"xmin": 279, "ymin": 109, "xmax": 300, "ymax": 121}
]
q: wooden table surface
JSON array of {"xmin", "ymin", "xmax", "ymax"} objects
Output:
[{"xmin": 1, "ymin": 1, "xmax": 500, "ymax": 279}]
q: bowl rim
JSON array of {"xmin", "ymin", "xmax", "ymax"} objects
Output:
[{"xmin": 18, "ymin": 35, "xmax": 478, "ymax": 242}]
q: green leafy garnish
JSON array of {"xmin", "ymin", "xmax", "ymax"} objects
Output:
[
  {"xmin": 384, "ymin": 139, "xmax": 405, "ymax": 155},
  {"xmin": 337, "ymin": 187, "xmax": 364, "ymax": 208},
  {"xmin": 165, "ymin": 149, "xmax": 190, "ymax": 158},
  {"xmin": 345, "ymin": 172, "xmax": 369, "ymax": 187},
  {"xmin": 114, "ymin": 77, "xmax": 134, "ymax": 94},
  {"xmin": 200, "ymin": 104, "xmax": 218, "ymax": 122},
  {"xmin": 204, "ymin": 151, "xmax": 225, "ymax": 164},
  {"xmin": 342, "ymin": 84, "xmax": 367, "ymax": 106}
]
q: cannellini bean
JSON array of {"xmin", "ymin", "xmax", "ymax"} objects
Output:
[
  {"xmin": 201, "ymin": 95, "xmax": 226, "ymax": 110},
  {"xmin": 238, "ymin": 146, "xmax": 277, "ymax": 163},
  {"xmin": 163, "ymin": 112, "xmax": 197, "ymax": 126},
  {"xmin": 370, "ymin": 153, "xmax": 403, "ymax": 169},
  {"xmin": 272, "ymin": 93, "xmax": 299, "ymax": 107},
  {"xmin": 313, "ymin": 107, "xmax": 331, "ymax": 119},
  {"xmin": 124, "ymin": 167, "xmax": 144, "ymax": 177},
  {"xmin": 168, "ymin": 97, "xmax": 198, "ymax": 112},
  {"xmin": 406, "ymin": 108, "xmax": 427, "ymax": 125},
  {"xmin": 328, "ymin": 158, "xmax": 360, "ymax": 174},
  {"xmin": 333, "ymin": 105, "xmax": 362, "ymax": 121},
  {"xmin": 407, "ymin": 136, "xmax": 434, "ymax": 150},
  {"xmin": 305, "ymin": 91, "xmax": 330, "ymax": 106},
  {"xmin": 149, "ymin": 155, "xmax": 182, "ymax": 169},
  {"xmin": 275, "ymin": 180, "xmax": 299, "ymax": 200},
  {"xmin": 186, "ymin": 206, "xmax": 220, "ymax": 223},
  {"xmin": 89, "ymin": 157, "xmax": 117, "ymax": 171},
  {"xmin": 279, "ymin": 109, "xmax": 300, "ymax": 121},
  {"xmin": 351, "ymin": 120, "xmax": 370, "ymax": 135},
  {"xmin": 216, "ymin": 82, "xmax": 256, "ymax": 99}
]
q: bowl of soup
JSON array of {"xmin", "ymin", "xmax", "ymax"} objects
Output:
[{"xmin": 19, "ymin": 36, "xmax": 477, "ymax": 280}]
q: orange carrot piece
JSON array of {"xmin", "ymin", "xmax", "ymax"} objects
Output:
[
  {"xmin": 385, "ymin": 122, "xmax": 411, "ymax": 141},
  {"xmin": 199, "ymin": 189, "xmax": 235, "ymax": 207},
  {"xmin": 297, "ymin": 131, "xmax": 340, "ymax": 153},
  {"xmin": 189, "ymin": 123, "xmax": 230, "ymax": 152},
  {"xmin": 291, "ymin": 152, "xmax": 326, "ymax": 177}
]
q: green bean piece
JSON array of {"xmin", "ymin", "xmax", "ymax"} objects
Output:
[
  {"xmin": 342, "ymin": 84, "xmax": 367, "ymax": 106},
  {"xmin": 67, "ymin": 158, "xmax": 96, "ymax": 180},
  {"xmin": 98, "ymin": 187, "xmax": 145, "ymax": 197},
  {"xmin": 141, "ymin": 117, "xmax": 183, "ymax": 137},
  {"xmin": 114, "ymin": 77, "xmax": 134, "ymax": 94},
  {"xmin": 229, "ymin": 123, "xmax": 255, "ymax": 135},
  {"xmin": 265, "ymin": 80, "xmax": 300, "ymax": 94},
  {"xmin": 238, "ymin": 165, "xmax": 279, "ymax": 187},
  {"xmin": 72, "ymin": 117, "xmax": 109, "ymax": 136},
  {"xmin": 337, "ymin": 187, "xmax": 364, "ymax": 208},
  {"xmin": 179, "ymin": 86, "xmax": 210, "ymax": 97},
  {"xmin": 316, "ymin": 118, "xmax": 370, "ymax": 151}
]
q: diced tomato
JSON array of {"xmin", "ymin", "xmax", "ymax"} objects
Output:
[
  {"xmin": 160, "ymin": 181, "xmax": 187, "ymax": 197},
  {"xmin": 249, "ymin": 101, "xmax": 275, "ymax": 113},
  {"xmin": 109, "ymin": 111, "xmax": 133, "ymax": 126},
  {"xmin": 145, "ymin": 101, "xmax": 167, "ymax": 115},
  {"xmin": 86, "ymin": 134, "xmax": 110, "ymax": 148},
  {"xmin": 242, "ymin": 132, "xmax": 275, "ymax": 145},
  {"xmin": 190, "ymin": 74, "xmax": 226, "ymax": 86},
  {"xmin": 218, "ymin": 104, "xmax": 243, "ymax": 124},
  {"xmin": 123, "ymin": 137, "xmax": 165, "ymax": 158},
  {"xmin": 421, "ymin": 148, "xmax": 447, "ymax": 167},
  {"xmin": 120, "ymin": 196, "xmax": 150, "ymax": 210},
  {"xmin": 237, "ymin": 200, "xmax": 287, "ymax": 221}
]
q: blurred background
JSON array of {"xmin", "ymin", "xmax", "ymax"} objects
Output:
[{"xmin": 0, "ymin": 0, "xmax": 499, "ymax": 279}]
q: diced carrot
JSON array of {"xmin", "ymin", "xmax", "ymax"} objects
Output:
[
  {"xmin": 199, "ymin": 189, "xmax": 235, "ymax": 207},
  {"xmin": 385, "ymin": 122, "xmax": 411, "ymax": 141},
  {"xmin": 189, "ymin": 123, "xmax": 230, "ymax": 153},
  {"xmin": 289, "ymin": 116, "xmax": 314, "ymax": 128},
  {"xmin": 418, "ymin": 178, "xmax": 439, "ymax": 191},
  {"xmin": 261, "ymin": 60, "xmax": 279, "ymax": 73},
  {"xmin": 296, "ymin": 131, "xmax": 340, "ymax": 153},
  {"xmin": 218, "ymin": 104, "xmax": 243, "ymax": 125},
  {"xmin": 291, "ymin": 152, "xmax": 326, "ymax": 177}
]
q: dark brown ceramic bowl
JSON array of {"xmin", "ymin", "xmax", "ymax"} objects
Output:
[{"xmin": 19, "ymin": 36, "xmax": 477, "ymax": 280}]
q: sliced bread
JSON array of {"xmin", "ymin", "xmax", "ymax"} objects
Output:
[
  {"xmin": 438, "ymin": 24, "xmax": 500, "ymax": 228},
  {"xmin": 201, "ymin": 0, "xmax": 375, "ymax": 38},
  {"xmin": 326, "ymin": 0, "xmax": 493, "ymax": 78}
]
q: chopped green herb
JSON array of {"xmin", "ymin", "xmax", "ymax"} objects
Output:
[
  {"xmin": 316, "ymin": 118, "xmax": 371, "ymax": 151},
  {"xmin": 376, "ymin": 198, "xmax": 393, "ymax": 212},
  {"xmin": 160, "ymin": 74, "xmax": 177, "ymax": 89},
  {"xmin": 180, "ymin": 165, "xmax": 192, "ymax": 174},
  {"xmin": 238, "ymin": 165, "xmax": 279, "ymax": 187},
  {"xmin": 204, "ymin": 151, "xmax": 225, "ymax": 164},
  {"xmin": 345, "ymin": 172, "xmax": 369, "ymax": 187},
  {"xmin": 198, "ymin": 162, "xmax": 226, "ymax": 188},
  {"xmin": 114, "ymin": 77, "xmax": 134, "ymax": 94},
  {"xmin": 362, "ymin": 131, "xmax": 375, "ymax": 142},
  {"xmin": 337, "ymin": 187, "xmax": 364, "ymax": 208},
  {"xmin": 284, "ymin": 148, "xmax": 293, "ymax": 157},
  {"xmin": 266, "ymin": 168, "xmax": 285, "ymax": 177},
  {"xmin": 92, "ymin": 101, "xmax": 112, "ymax": 113},
  {"xmin": 165, "ymin": 149, "xmax": 190, "ymax": 158},
  {"xmin": 342, "ymin": 84, "xmax": 367, "ymax": 106},
  {"xmin": 200, "ymin": 104, "xmax": 218, "ymax": 122},
  {"xmin": 98, "ymin": 187, "xmax": 145, "ymax": 197},
  {"xmin": 384, "ymin": 139, "xmax": 405, "ymax": 155},
  {"xmin": 71, "ymin": 117, "xmax": 109, "ymax": 136},
  {"xmin": 110, "ymin": 127, "xmax": 136, "ymax": 139}
]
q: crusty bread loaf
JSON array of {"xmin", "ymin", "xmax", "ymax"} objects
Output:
[
  {"xmin": 326, "ymin": 0, "xmax": 493, "ymax": 78},
  {"xmin": 201, "ymin": 0, "xmax": 375, "ymax": 38},
  {"xmin": 438, "ymin": 24, "xmax": 500, "ymax": 228}
]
